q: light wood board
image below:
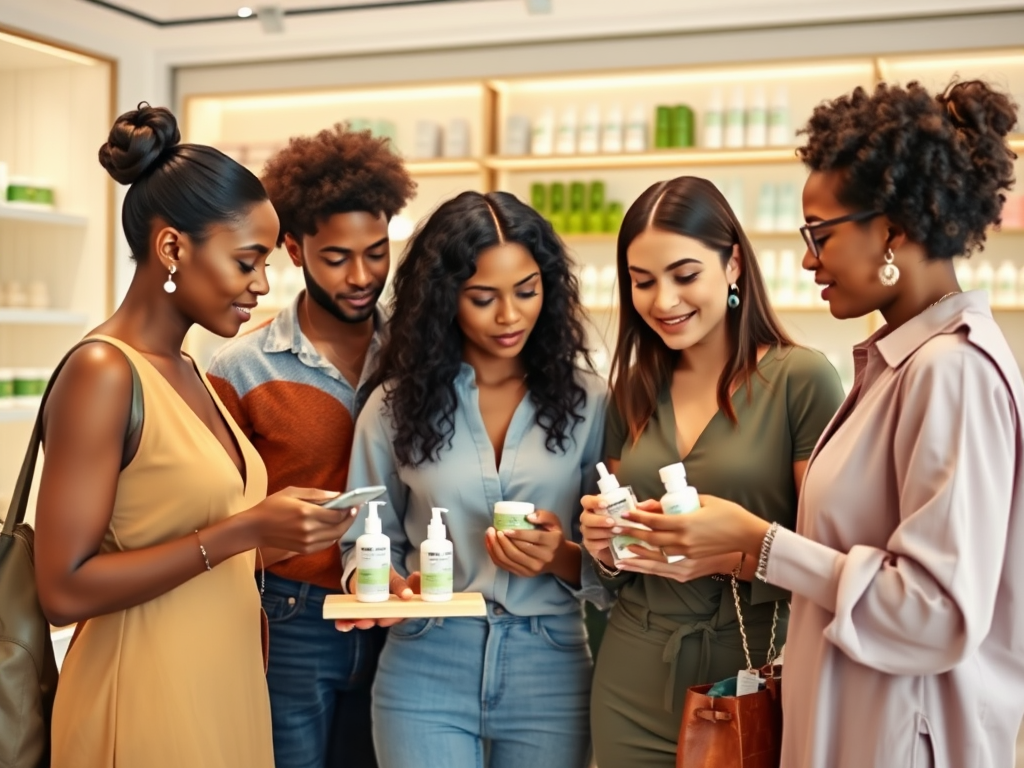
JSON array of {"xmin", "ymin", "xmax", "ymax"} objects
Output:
[{"xmin": 323, "ymin": 592, "xmax": 487, "ymax": 620}]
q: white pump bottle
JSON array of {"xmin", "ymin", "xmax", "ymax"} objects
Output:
[
  {"xmin": 420, "ymin": 508, "xmax": 454, "ymax": 602},
  {"xmin": 658, "ymin": 462, "xmax": 701, "ymax": 563},
  {"xmin": 355, "ymin": 501, "xmax": 391, "ymax": 603}
]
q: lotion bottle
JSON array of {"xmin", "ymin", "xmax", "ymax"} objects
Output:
[
  {"xmin": 356, "ymin": 501, "xmax": 390, "ymax": 603},
  {"xmin": 659, "ymin": 462, "xmax": 700, "ymax": 563},
  {"xmin": 420, "ymin": 507, "xmax": 453, "ymax": 602}
]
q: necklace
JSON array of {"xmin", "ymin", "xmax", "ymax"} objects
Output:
[{"xmin": 929, "ymin": 291, "xmax": 961, "ymax": 308}]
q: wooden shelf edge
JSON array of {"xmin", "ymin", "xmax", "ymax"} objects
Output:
[
  {"xmin": 486, "ymin": 147, "xmax": 799, "ymax": 171},
  {"xmin": 0, "ymin": 205, "xmax": 88, "ymax": 227},
  {"xmin": 404, "ymin": 159, "xmax": 483, "ymax": 176},
  {"xmin": 0, "ymin": 309, "xmax": 89, "ymax": 325}
]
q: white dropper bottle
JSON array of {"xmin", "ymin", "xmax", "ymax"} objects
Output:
[
  {"xmin": 420, "ymin": 507, "xmax": 453, "ymax": 603},
  {"xmin": 355, "ymin": 501, "xmax": 391, "ymax": 603},
  {"xmin": 596, "ymin": 462, "xmax": 647, "ymax": 562}
]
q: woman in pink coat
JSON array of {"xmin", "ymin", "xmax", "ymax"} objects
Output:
[{"xmin": 584, "ymin": 78, "xmax": 1024, "ymax": 768}]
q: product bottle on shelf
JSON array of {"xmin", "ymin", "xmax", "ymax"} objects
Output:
[
  {"xmin": 975, "ymin": 260, "xmax": 995, "ymax": 298},
  {"xmin": 625, "ymin": 105, "xmax": 648, "ymax": 152},
  {"xmin": 579, "ymin": 105, "xmax": 601, "ymax": 154},
  {"xmin": 567, "ymin": 182, "xmax": 586, "ymax": 234},
  {"xmin": 704, "ymin": 89, "xmax": 724, "ymax": 149},
  {"xmin": 599, "ymin": 265, "xmax": 618, "ymax": 309},
  {"xmin": 673, "ymin": 104, "xmax": 695, "ymax": 148},
  {"xmin": 769, "ymin": 86, "xmax": 792, "ymax": 147},
  {"xmin": 776, "ymin": 250, "xmax": 797, "ymax": 307},
  {"xmin": 602, "ymin": 105, "xmax": 624, "ymax": 153},
  {"xmin": 532, "ymin": 108, "xmax": 555, "ymax": 155},
  {"xmin": 588, "ymin": 181, "xmax": 606, "ymax": 233},
  {"xmin": 745, "ymin": 87, "xmax": 768, "ymax": 148},
  {"xmin": 775, "ymin": 183, "xmax": 799, "ymax": 232},
  {"xmin": 1017, "ymin": 265, "xmax": 1024, "ymax": 308},
  {"xmin": 760, "ymin": 249, "xmax": 778, "ymax": 302},
  {"xmin": 549, "ymin": 182, "xmax": 566, "ymax": 233},
  {"xmin": 954, "ymin": 259, "xmax": 974, "ymax": 293},
  {"xmin": 655, "ymin": 105, "xmax": 672, "ymax": 149},
  {"xmin": 556, "ymin": 106, "xmax": 578, "ymax": 155},
  {"xmin": 995, "ymin": 260, "xmax": 1018, "ymax": 307},
  {"xmin": 581, "ymin": 265, "xmax": 599, "ymax": 308},
  {"xmin": 755, "ymin": 183, "xmax": 777, "ymax": 232},
  {"xmin": 725, "ymin": 87, "xmax": 746, "ymax": 149}
]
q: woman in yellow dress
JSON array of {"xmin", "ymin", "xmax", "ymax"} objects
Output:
[{"xmin": 33, "ymin": 103, "xmax": 356, "ymax": 767}]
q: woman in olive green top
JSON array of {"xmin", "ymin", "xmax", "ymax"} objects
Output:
[{"xmin": 580, "ymin": 176, "xmax": 844, "ymax": 768}]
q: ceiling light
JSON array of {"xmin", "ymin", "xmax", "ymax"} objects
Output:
[{"xmin": 237, "ymin": 6, "xmax": 253, "ymax": 17}]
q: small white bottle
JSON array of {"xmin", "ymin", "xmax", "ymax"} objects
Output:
[
  {"xmin": 420, "ymin": 507, "xmax": 453, "ymax": 603},
  {"xmin": 578, "ymin": 104, "xmax": 601, "ymax": 154},
  {"xmin": 776, "ymin": 249, "xmax": 797, "ymax": 307},
  {"xmin": 1017, "ymin": 265, "xmax": 1024, "ymax": 308},
  {"xmin": 954, "ymin": 259, "xmax": 974, "ymax": 292},
  {"xmin": 556, "ymin": 106, "xmax": 578, "ymax": 155},
  {"xmin": 596, "ymin": 462, "xmax": 649, "ymax": 562},
  {"xmin": 975, "ymin": 260, "xmax": 995, "ymax": 299},
  {"xmin": 532, "ymin": 108, "xmax": 555, "ymax": 156},
  {"xmin": 760, "ymin": 249, "xmax": 778, "ymax": 303},
  {"xmin": 768, "ymin": 86, "xmax": 792, "ymax": 147},
  {"xmin": 624, "ymin": 105, "xmax": 648, "ymax": 152},
  {"xmin": 755, "ymin": 182, "xmax": 777, "ymax": 232},
  {"xmin": 725, "ymin": 87, "xmax": 746, "ymax": 149},
  {"xmin": 356, "ymin": 501, "xmax": 391, "ymax": 603},
  {"xmin": 658, "ymin": 462, "xmax": 700, "ymax": 563},
  {"xmin": 994, "ymin": 260, "xmax": 1017, "ymax": 308},
  {"xmin": 601, "ymin": 104, "xmax": 624, "ymax": 153},
  {"xmin": 581, "ymin": 265, "xmax": 599, "ymax": 308},
  {"xmin": 745, "ymin": 87, "xmax": 768, "ymax": 148},
  {"xmin": 704, "ymin": 89, "xmax": 724, "ymax": 149}
]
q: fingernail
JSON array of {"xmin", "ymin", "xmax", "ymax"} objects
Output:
[
  {"xmin": 612, "ymin": 527, "xmax": 623, "ymax": 534},
  {"xmin": 339, "ymin": 625, "xmax": 352, "ymax": 633}
]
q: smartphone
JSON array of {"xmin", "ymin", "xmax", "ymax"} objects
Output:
[{"xmin": 320, "ymin": 486, "xmax": 387, "ymax": 511}]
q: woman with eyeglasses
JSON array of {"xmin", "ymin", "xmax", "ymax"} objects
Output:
[
  {"xmin": 578, "ymin": 175, "xmax": 845, "ymax": 767},
  {"xmin": 615, "ymin": 80, "xmax": 1024, "ymax": 768}
]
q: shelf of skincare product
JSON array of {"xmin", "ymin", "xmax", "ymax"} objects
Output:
[
  {"xmin": 579, "ymin": 265, "xmax": 619, "ymax": 310},
  {"xmin": 954, "ymin": 259, "xmax": 1024, "ymax": 309},
  {"xmin": 530, "ymin": 180, "xmax": 624, "ymax": 235},
  {"xmin": 0, "ymin": 368, "xmax": 51, "ymax": 408},
  {"xmin": 703, "ymin": 86, "xmax": 792, "ymax": 150}
]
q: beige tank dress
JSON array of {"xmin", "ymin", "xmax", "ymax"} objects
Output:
[{"xmin": 50, "ymin": 336, "xmax": 274, "ymax": 768}]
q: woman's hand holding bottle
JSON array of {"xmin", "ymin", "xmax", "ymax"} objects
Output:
[
  {"xmin": 336, "ymin": 566, "xmax": 418, "ymax": 633},
  {"xmin": 579, "ymin": 494, "xmax": 619, "ymax": 569}
]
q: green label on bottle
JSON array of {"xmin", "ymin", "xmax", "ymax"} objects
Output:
[
  {"xmin": 357, "ymin": 567, "xmax": 388, "ymax": 586},
  {"xmin": 422, "ymin": 572, "xmax": 453, "ymax": 590}
]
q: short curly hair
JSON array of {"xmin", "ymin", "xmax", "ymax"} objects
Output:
[
  {"xmin": 260, "ymin": 123, "xmax": 416, "ymax": 245},
  {"xmin": 798, "ymin": 79, "xmax": 1018, "ymax": 259}
]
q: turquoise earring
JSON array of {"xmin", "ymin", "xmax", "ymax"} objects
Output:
[{"xmin": 727, "ymin": 283, "xmax": 740, "ymax": 309}]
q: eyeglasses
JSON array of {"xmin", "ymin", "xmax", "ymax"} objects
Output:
[{"xmin": 800, "ymin": 211, "xmax": 882, "ymax": 259}]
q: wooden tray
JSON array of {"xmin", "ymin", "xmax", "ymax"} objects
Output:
[{"xmin": 323, "ymin": 592, "xmax": 487, "ymax": 620}]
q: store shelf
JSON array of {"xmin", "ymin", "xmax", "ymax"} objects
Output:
[
  {"xmin": 0, "ymin": 404, "xmax": 39, "ymax": 423},
  {"xmin": 485, "ymin": 147, "xmax": 799, "ymax": 172},
  {"xmin": 0, "ymin": 309, "xmax": 89, "ymax": 325},
  {"xmin": 0, "ymin": 205, "xmax": 88, "ymax": 227},
  {"xmin": 404, "ymin": 159, "xmax": 483, "ymax": 176},
  {"xmin": 564, "ymin": 230, "xmax": 802, "ymax": 245}
]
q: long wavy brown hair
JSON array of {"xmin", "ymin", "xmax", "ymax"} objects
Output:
[{"xmin": 610, "ymin": 176, "xmax": 793, "ymax": 443}]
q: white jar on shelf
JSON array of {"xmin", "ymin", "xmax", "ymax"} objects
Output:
[
  {"xmin": 531, "ymin": 108, "xmax": 555, "ymax": 156},
  {"xmin": 703, "ymin": 90, "xmax": 724, "ymax": 150},
  {"xmin": 775, "ymin": 250, "xmax": 797, "ymax": 307},
  {"xmin": 578, "ymin": 105, "xmax": 601, "ymax": 154},
  {"xmin": 624, "ymin": 105, "xmax": 647, "ymax": 153},
  {"xmin": 556, "ymin": 106, "xmax": 578, "ymax": 155},
  {"xmin": 974, "ymin": 260, "xmax": 995, "ymax": 298},
  {"xmin": 601, "ymin": 105, "xmax": 624, "ymax": 153},
  {"xmin": 725, "ymin": 87, "xmax": 745, "ymax": 149}
]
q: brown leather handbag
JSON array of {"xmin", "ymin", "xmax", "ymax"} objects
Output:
[
  {"xmin": 676, "ymin": 577, "xmax": 783, "ymax": 768},
  {"xmin": 0, "ymin": 341, "xmax": 142, "ymax": 768}
]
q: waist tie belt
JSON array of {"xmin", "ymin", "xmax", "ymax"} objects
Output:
[{"xmin": 617, "ymin": 598, "xmax": 724, "ymax": 712}]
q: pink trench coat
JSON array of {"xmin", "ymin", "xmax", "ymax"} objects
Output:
[{"xmin": 766, "ymin": 291, "xmax": 1024, "ymax": 768}]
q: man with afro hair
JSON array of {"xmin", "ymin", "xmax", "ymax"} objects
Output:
[{"xmin": 208, "ymin": 124, "xmax": 415, "ymax": 768}]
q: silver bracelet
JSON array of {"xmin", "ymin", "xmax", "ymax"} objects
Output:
[
  {"xmin": 755, "ymin": 522, "xmax": 780, "ymax": 583},
  {"xmin": 594, "ymin": 555, "xmax": 622, "ymax": 579},
  {"xmin": 194, "ymin": 530, "xmax": 212, "ymax": 571}
]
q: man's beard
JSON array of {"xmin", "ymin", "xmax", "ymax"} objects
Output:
[{"xmin": 302, "ymin": 262, "xmax": 380, "ymax": 324}]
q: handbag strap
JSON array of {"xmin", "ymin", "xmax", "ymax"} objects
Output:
[
  {"xmin": 730, "ymin": 574, "xmax": 780, "ymax": 673},
  {"xmin": 1, "ymin": 339, "xmax": 143, "ymax": 537}
]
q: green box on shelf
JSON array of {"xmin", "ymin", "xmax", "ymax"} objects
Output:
[
  {"xmin": 569, "ymin": 182, "xmax": 586, "ymax": 213},
  {"xmin": 549, "ymin": 182, "xmax": 566, "ymax": 214},
  {"xmin": 604, "ymin": 202, "xmax": 625, "ymax": 234},
  {"xmin": 589, "ymin": 181, "xmax": 605, "ymax": 212},
  {"xmin": 672, "ymin": 105, "xmax": 695, "ymax": 148},
  {"xmin": 530, "ymin": 183, "xmax": 547, "ymax": 213},
  {"xmin": 655, "ymin": 105, "xmax": 672, "ymax": 149}
]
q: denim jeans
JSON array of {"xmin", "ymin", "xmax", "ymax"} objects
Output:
[
  {"xmin": 371, "ymin": 603, "xmax": 593, "ymax": 768},
  {"xmin": 262, "ymin": 572, "xmax": 388, "ymax": 768}
]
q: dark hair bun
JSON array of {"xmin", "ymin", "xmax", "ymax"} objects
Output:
[
  {"xmin": 98, "ymin": 102, "xmax": 181, "ymax": 185},
  {"xmin": 937, "ymin": 79, "xmax": 1018, "ymax": 140}
]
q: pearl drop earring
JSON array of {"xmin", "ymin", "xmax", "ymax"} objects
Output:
[{"xmin": 163, "ymin": 265, "xmax": 177, "ymax": 294}]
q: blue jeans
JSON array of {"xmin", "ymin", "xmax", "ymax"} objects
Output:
[
  {"xmin": 372, "ymin": 604, "xmax": 593, "ymax": 768},
  {"xmin": 262, "ymin": 572, "xmax": 388, "ymax": 768}
]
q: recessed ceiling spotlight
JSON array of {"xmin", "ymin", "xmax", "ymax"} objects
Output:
[{"xmin": 237, "ymin": 6, "xmax": 254, "ymax": 17}]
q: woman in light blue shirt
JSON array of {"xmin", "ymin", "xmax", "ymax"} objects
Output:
[{"xmin": 340, "ymin": 190, "xmax": 608, "ymax": 768}]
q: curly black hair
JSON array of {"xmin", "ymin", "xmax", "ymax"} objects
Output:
[
  {"xmin": 260, "ymin": 123, "xmax": 416, "ymax": 245},
  {"xmin": 372, "ymin": 190, "xmax": 593, "ymax": 467},
  {"xmin": 798, "ymin": 79, "xmax": 1018, "ymax": 259}
]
